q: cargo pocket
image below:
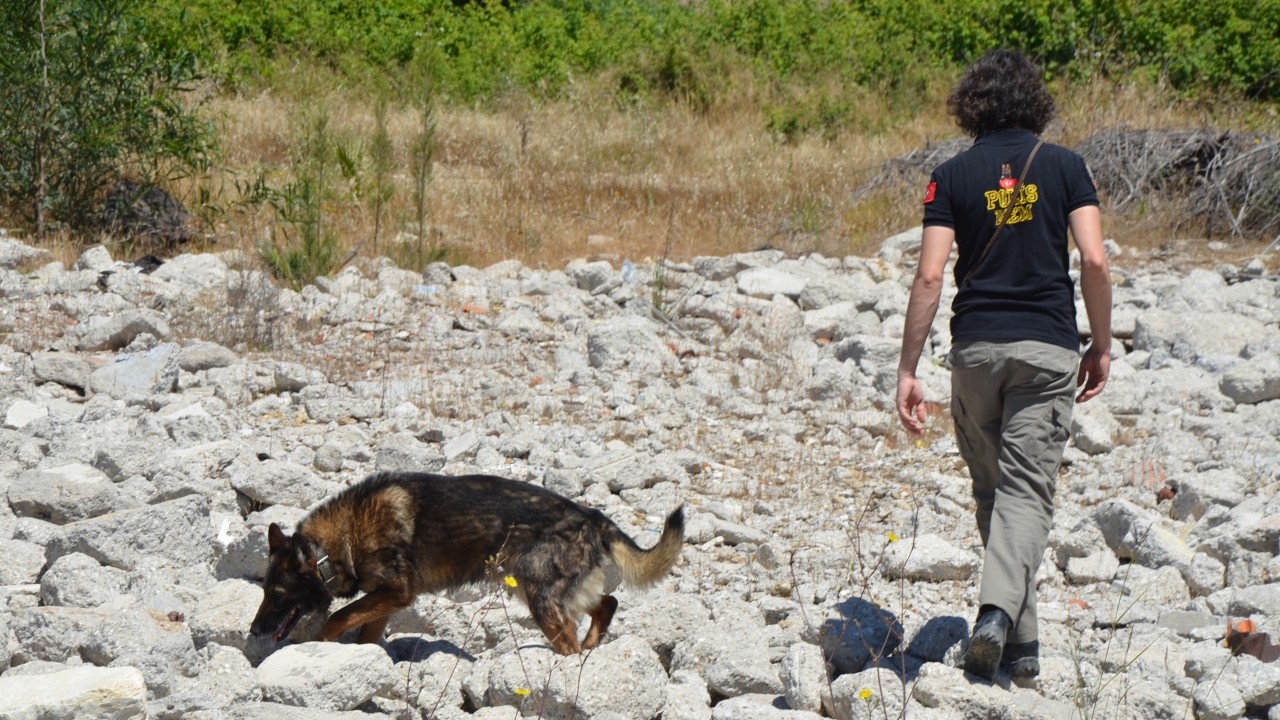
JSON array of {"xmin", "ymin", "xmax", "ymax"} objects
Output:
[{"xmin": 1032, "ymin": 395, "xmax": 1074, "ymax": 496}]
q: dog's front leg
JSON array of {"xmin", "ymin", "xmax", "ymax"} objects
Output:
[{"xmin": 320, "ymin": 589, "xmax": 410, "ymax": 643}]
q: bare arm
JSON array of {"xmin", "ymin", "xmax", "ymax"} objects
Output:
[
  {"xmin": 1069, "ymin": 205, "xmax": 1112, "ymax": 403},
  {"xmin": 896, "ymin": 226, "xmax": 954, "ymax": 434}
]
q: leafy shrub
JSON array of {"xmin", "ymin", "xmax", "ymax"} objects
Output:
[{"xmin": 0, "ymin": 0, "xmax": 214, "ymax": 237}]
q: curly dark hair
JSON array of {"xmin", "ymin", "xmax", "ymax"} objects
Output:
[{"xmin": 946, "ymin": 49, "xmax": 1056, "ymax": 138}]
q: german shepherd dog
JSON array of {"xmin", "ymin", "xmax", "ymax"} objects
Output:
[{"xmin": 249, "ymin": 471, "xmax": 684, "ymax": 655}]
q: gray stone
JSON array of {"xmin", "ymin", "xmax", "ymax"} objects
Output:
[
  {"xmin": 1193, "ymin": 675, "xmax": 1247, "ymax": 720},
  {"xmin": 0, "ymin": 538, "xmax": 45, "ymax": 584},
  {"xmin": 11, "ymin": 606, "xmax": 108, "ymax": 663},
  {"xmin": 1173, "ymin": 469, "xmax": 1247, "ymax": 521},
  {"xmin": 178, "ymin": 341, "xmax": 240, "ymax": 372},
  {"xmin": 46, "ymin": 494, "xmax": 213, "ymax": 571},
  {"xmin": 1230, "ymin": 653, "xmax": 1280, "ymax": 706},
  {"xmin": 32, "ymin": 351, "xmax": 93, "ymax": 390},
  {"xmin": 151, "ymin": 253, "xmax": 229, "ymax": 293},
  {"xmin": 881, "ymin": 533, "xmax": 978, "ymax": 582},
  {"xmin": 1220, "ymin": 584, "xmax": 1280, "ymax": 617},
  {"xmin": 87, "ymin": 342, "xmax": 181, "ymax": 397},
  {"xmin": 91, "ymin": 440, "xmax": 157, "ymax": 481},
  {"xmin": 1093, "ymin": 499, "xmax": 1194, "ymax": 571},
  {"xmin": 586, "ymin": 316, "xmax": 672, "ymax": 373},
  {"xmin": 188, "ymin": 578, "xmax": 286, "ymax": 664},
  {"xmin": 612, "ymin": 593, "xmax": 711, "ymax": 667},
  {"xmin": 74, "ymin": 245, "xmax": 115, "ymax": 272},
  {"xmin": 256, "ymin": 642, "xmax": 394, "ymax": 711},
  {"xmin": 1186, "ymin": 553, "xmax": 1227, "ymax": 596},
  {"xmin": 566, "ymin": 259, "xmax": 616, "ymax": 292},
  {"xmin": 0, "ymin": 238, "xmax": 50, "ymax": 269},
  {"xmin": 4, "ymin": 399, "xmax": 48, "ymax": 430},
  {"xmin": 780, "ymin": 642, "xmax": 828, "ymax": 715},
  {"xmin": 671, "ymin": 623, "xmax": 783, "ymax": 698},
  {"xmin": 39, "ymin": 552, "xmax": 130, "ymax": 607},
  {"xmin": 152, "ymin": 644, "xmax": 263, "ymax": 717},
  {"xmin": 82, "ymin": 602, "xmax": 200, "ymax": 695},
  {"xmin": 376, "ymin": 431, "xmax": 446, "ymax": 473},
  {"xmin": 1066, "ymin": 549, "xmax": 1120, "ymax": 585},
  {"xmin": 711, "ymin": 695, "xmax": 824, "ymax": 720},
  {"xmin": 297, "ymin": 384, "xmax": 381, "ymax": 423},
  {"xmin": 8, "ymin": 463, "xmax": 135, "ymax": 524},
  {"xmin": 1071, "ymin": 403, "xmax": 1120, "ymax": 455},
  {"xmin": 230, "ymin": 460, "xmax": 341, "ymax": 511},
  {"xmin": 1133, "ymin": 310, "xmax": 1267, "ymax": 370},
  {"xmin": 829, "ymin": 668, "xmax": 905, "ymax": 720},
  {"xmin": 1219, "ymin": 354, "xmax": 1280, "ymax": 404},
  {"xmin": 73, "ymin": 309, "xmax": 172, "ymax": 352},
  {"xmin": 818, "ymin": 598, "xmax": 902, "ymax": 675},
  {"xmin": 0, "ymin": 665, "xmax": 147, "ymax": 720},
  {"xmin": 1157, "ymin": 610, "xmax": 1219, "ymax": 637},
  {"xmin": 737, "ymin": 267, "xmax": 808, "ymax": 299},
  {"xmin": 662, "ymin": 670, "xmax": 712, "ymax": 720},
  {"xmin": 913, "ymin": 662, "xmax": 1073, "ymax": 719},
  {"xmin": 486, "ymin": 636, "xmax": 666, "ymax": 720}
]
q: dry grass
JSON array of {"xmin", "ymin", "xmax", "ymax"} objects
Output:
[
  {"xmin": 19, "ymin": 72, "xmax": 1280, "ymax": 272},
  {"xmin": 188, "ymin": 75, "xmax": 961, "ymax": 269}
]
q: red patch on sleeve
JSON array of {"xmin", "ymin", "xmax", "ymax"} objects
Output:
[{"xmin": 922, "ymin": 182, "xmax": 937, "ymax": 204}]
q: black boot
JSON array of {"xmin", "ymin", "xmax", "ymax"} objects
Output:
[
  {"xmin": 962, "ymin": 606, "xmax": 1012, "ymax": 681},
  {"xmin": 1003, "ymin": 639, "xmax": 1040, "ymax": 677}
]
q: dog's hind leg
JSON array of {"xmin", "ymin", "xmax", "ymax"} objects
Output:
[{"xmin": 581, "ymin": 594, "xmax": 618, "ymax": 650}]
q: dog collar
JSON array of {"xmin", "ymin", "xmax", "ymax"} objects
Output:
[{"xmin": 315, "ymin": 554, "xmax": 340, "ymax": 589}]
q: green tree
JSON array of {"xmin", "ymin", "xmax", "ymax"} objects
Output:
[{"xmin": 0, "ymin": 0, "xmax": 213, "ymax": 239}]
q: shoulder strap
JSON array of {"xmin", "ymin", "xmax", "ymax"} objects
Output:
[{"xmin": 959, "ymin": 139, "xmax": 1045, "ymax": 287}]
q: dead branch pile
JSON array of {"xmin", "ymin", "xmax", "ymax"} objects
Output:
[
  {"xmin": 1076, "ymin": 129, "xmax": 1280, "ymax": 240},
  {"xmin": 850, "ymin": 138, "xmax": 969, "ymax": 202},
  {"xmin": 857, "ymin": 129, "xmax": 1280, "ymax": 242}
]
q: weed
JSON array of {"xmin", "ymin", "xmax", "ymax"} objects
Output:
[{"xmin": 258, "ymin": 108, "xmax": 345, "ymax": 289}]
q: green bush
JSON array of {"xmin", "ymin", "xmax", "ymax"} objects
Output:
[{"xmin": 0, "ymin": 0, "xmax": 214, "ymax": 237}]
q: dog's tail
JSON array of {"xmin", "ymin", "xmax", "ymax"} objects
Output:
[{"xmin": 607, "ymin": 507, "xmax": 685, "ymax": 588}]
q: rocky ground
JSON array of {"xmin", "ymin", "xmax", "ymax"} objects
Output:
[{"xmin": 0, "ymin": 229, "xmax": 1277, "ymax": 720}]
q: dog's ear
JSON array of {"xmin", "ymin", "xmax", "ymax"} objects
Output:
[{"xmin": 267, "ymin": 523, "xmax": 286, "ymax": 552}]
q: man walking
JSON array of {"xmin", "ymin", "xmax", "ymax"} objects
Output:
[{"xmin": 895, "ymin": 49, "xmax": 1113, "ymax": 681}]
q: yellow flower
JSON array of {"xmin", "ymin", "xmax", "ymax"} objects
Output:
[
  {"xmin": 504, "ymin": 575, "xmax": 518, "ymax": 588},
  {"xmin": 886, "ymin": 532, "xmax": 900, "ymax": 543},
  {"xmin": 514, "ymin": 688, "xmax": 531, "ymax": 697},
  {"xmin": 859, "ymin": 688, "xmax": 873, "ymax": 701}
]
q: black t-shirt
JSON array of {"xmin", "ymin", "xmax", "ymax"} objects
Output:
[{"xmin": 922, "ymin": 128, "xmax": 1099, "ymax": 350}]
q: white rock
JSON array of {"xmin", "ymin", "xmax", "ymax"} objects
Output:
[
  {"xmin": 1066, "ymin": 549, "xmax": 1120, "ymax": 585},
  {"xmin": 779, "ymin": 642, "xmax": 828, "ymax": 714},
  {"xmin": 662, "ymin": 669, "xmax": 712, "ymax": 720},
  {"xmin": 7, "ymin": 463, "xmax": 133, "ymax": 525},
  {"xmin": 881, "ymin": 534, "xmax": 978, "ymax": 582},
  {"xmin": 45, "ymin": 494, "xmax": 214, "ymax": 571},
  {"xmin": 486, "ymin": 635, "xmax": 666, "ymax": 719},
  {"xmin": 256, "ymin": 641, "xmax": 394, "ymax": 711},
  {"xmin": 1219, "ymin": 354, "xmax": 1280, "ymax": 404},
  {"xmin": 711, "ymin": 694, "xmax": 825, "ymax": 719},
  {"xmin": 4, "ymin": 399, "xmax": 48, "ymax": 429},
  {"xmin": 671, "ymin": 623, "xmax": 783, "ymax": 698},
  {"xmin": 1093, "ymin": 499, "xmax": 1194, "ymax": 571},
  {"xmin": 1193, "ymin": 675, "xmax": 1247, "ymax": 720},
  {"xmin": 736, "ymin": 267, "xmax": 808, "ymax": 299},
  {"xmin": 188, "ymin": 578, "xmax": 281, "ymax": 663},
  {"xmin": 0, "ymin": 665, "xmax": 147, "ymax": 720}
]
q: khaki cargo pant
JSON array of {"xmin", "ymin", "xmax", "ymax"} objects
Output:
[{"xmin": 949, "ymin": 340, "xmax": 1079, "ymax": 645}]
